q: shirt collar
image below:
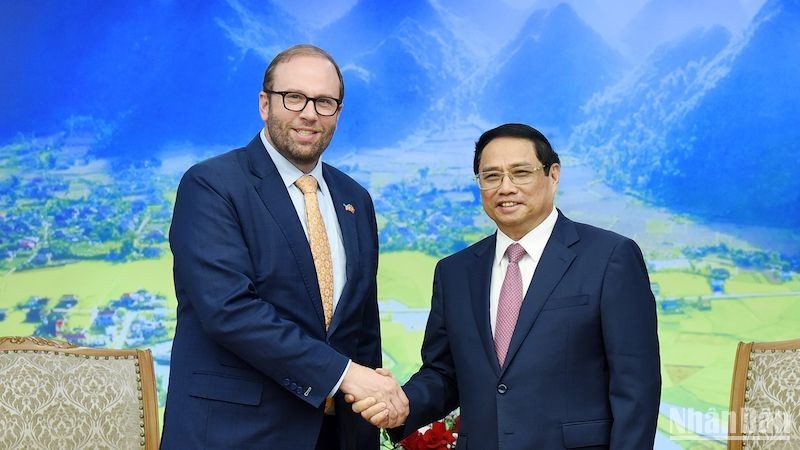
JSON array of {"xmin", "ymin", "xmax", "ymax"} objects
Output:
[
  {"xmin": 260, "ymin": 128, "xmax": 330, "ymax": 197},
  {"xmin": 494, "ymin": 207, "xmax": 559, "ymax": 265}
]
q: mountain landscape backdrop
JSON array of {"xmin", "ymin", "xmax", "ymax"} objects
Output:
[{"xmin": 1, "ymin": 1, "xmax": 797, "ymax": 448}]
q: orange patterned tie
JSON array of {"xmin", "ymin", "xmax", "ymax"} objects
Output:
[{"xmin": 295, "ymin": 175, "xmax": 334, "ymax": 330}]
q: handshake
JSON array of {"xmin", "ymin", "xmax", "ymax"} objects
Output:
[{"xmin": 340, "ymin": 363, "xmax": 409, "ymax": 429}]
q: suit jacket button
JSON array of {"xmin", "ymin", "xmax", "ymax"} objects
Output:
[
  {"xmin": 290, "ymin": 382, "xmax": 298, "ymax": 390},
  {"xmin": 497, "ymin": 384, "xmax": 508, "ymax": 394},
  {"xmin": 282, "ymin": 378, "xmax": 291, "ymax": 386}
]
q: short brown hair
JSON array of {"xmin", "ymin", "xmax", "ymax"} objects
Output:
[{"xmin": 262, "ymin": 44, "xmax": 345, "ymax": 100}]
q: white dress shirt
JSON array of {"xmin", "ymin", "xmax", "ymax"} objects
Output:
[
  {"xmin": 489, "ymin": 207, "xmax": 559, "ymax": 335},
  {"xmin": 260, "ymin": 129, "xmax": 349, "ymax": 396},
  {"xmin": 260, "ymin": 129, "xmax": 347, "ymax": 308}
]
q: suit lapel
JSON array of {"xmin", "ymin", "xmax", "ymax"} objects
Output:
[
  {"xmin": 467, "ymin": 235, "xmax": 501, "ymax": 376},
  {"xmin": 500, "ymin": 212, "xmax": 579, "ymax": 375},
  {"xmin": 323, "ymin": 164, "xmax": 360, "ymax": 335},
  {"xmin": 246, "ymin": 135, "xmax": 327, "ymax": 330}
]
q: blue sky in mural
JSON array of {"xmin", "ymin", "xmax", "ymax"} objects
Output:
[{"xmin": 2, "ymin": 1, "xmax": 799, "ymax": 447}]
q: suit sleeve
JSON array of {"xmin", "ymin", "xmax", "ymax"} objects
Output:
[
  {"xmin": 390, "ymin": 262, "xmax": 460, "ymax": 440},
  {"xmin": 170, "ymin": 164, "xmax": 348, "ymax": 407},
  {"xmin": 600, "ymin": 238, "xmax": 662, "ymax": 449}
]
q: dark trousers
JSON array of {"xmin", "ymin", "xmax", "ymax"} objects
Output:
[{"xmin": 315, "ymin": 415, "xmax": 340, "ymax": 450}]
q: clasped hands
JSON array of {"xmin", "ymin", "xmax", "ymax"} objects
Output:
[{"xmin": 340, "ymin": 364, "xmax": 408, "ymax": 428}]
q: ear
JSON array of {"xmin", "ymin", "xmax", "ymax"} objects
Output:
[
  {"xmin": 258, "ymin": 91, "xmax": 269, "ymax": 122},
  {"xmin": 549, "ymin": 163, "xmax": 561, "ymax": 186}
]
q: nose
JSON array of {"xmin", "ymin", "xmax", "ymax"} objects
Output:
[
  {"xmin": 496, "ymin": 173, "xmax": 518, "ymax": 194},
  {"xmin": 298, "ymin": 99, "xmax": 318, "ymax": 119}
]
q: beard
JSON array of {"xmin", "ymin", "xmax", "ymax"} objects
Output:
[{"xmin": 266, "ymin": 106, "xmax": 336, "ymax": 169}]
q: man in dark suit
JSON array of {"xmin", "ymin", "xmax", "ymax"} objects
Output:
[
  {"xmin": 162, "ymin": 44, "xmax": 406, "ymax": 450},
  {"xmin": 353, "ymin": 123, "xmax": 661, "ymax": 449}
]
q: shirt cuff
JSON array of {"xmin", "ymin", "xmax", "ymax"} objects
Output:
[{"xmin": 328, "ymin": 359, "xmax": 351, "ymax": 397}]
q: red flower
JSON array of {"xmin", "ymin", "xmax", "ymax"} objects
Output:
[
  {"xmin": 422, "ymin": 421, "xmax": 456, "ymax": 448},
  {"xmin": 399, "ymin": 420, "xmax": 457, "ymax": 450},
  {"xmin": 399, "ymin": 432, "xmax": 422, "ymax": 449}
]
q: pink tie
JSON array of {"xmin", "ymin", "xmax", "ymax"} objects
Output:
[{"xmin": 495, "ymin": 243, "xmax": 526, "ymax": 367}]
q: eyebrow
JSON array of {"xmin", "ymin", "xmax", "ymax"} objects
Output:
[
  {"xmin": 479, "ymin": 162, "xmax": 539, "ymax": 172},
  {"xmin": 272, "ymin": 88, "xmax": 339, "ymax": 99}
]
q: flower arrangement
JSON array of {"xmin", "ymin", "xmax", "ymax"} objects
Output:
[{"xmin": 382, "ymin": 410, "xmax": 460, "ymax": 450}]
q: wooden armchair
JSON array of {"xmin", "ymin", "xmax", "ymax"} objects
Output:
[
  {"xmin": 0, "ymin": 336, "xmax": 159, "ymax": 449},
  {"xmin": 728, "ymin": 338, "xmax": 800, "ymax": 449}
]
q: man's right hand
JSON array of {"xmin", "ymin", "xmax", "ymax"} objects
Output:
[{"xmin": 340, "ymin": 364, "xmax": 408, "ymax": 427}]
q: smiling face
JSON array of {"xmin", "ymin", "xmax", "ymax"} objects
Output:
[
  {"xmin": 259, "ymin": 54, "xmax": 342, "ymax": 173},
  {"xmin": 478, "ymin": 136, "xmax": 560, "ymax": 240}
]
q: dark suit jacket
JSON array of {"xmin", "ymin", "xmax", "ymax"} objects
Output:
[
  {"xmin": 396, "ymin": 211, "xmax": 661, "ymax": 450},
  {"xmin": 161, "ymin": 135, "xmax": 381, "ymax": 450}
]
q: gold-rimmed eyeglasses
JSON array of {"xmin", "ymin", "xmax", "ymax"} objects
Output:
[{"xmin": 474, "ymin": 164, "xmax": 548, "ymax": 190}]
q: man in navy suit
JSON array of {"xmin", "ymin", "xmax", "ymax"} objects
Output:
[
  {"xmin": 353, "ymin": 123, "xmax": 661, "ymax": 449},
  {"xmin": 162, "ymin": 44, "xmax": 406, "ymax": 450}
]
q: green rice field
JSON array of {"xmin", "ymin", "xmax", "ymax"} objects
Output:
[{"xmin": 1, "ymin": 250, "xmax": 798, "ymax": 449}]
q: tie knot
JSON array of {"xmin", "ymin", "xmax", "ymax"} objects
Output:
[
  {"xmin": 295, "ymin": 175, "xmax": 319, "ymax": 194},
  {"xmin": 505, "ymin": 243, "xmax": 526, "ymax": 264}
]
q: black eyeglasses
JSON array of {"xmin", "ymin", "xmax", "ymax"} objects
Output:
[{"xmin": 264, "ymin": 90, "xmax": 342, "ymax": 116}]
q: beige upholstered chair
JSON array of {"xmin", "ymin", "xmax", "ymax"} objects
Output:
[
  {"xmin": 728, "ymin": 338, "xmax": 800, "ymax": 449},
  {"xmin": 0, "ymin": 336, "xmax": 159, "ymax": 449}
]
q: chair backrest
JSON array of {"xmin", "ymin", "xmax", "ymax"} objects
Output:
[
  {"xmin": 728, "ymin": 338, "xmax": 800, "ymax": 449},
  {"xmin": 0, "ymin": 336, "xmax": 159, "ymax": 449}
]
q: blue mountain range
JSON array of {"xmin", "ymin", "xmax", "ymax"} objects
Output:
[
  {"xmin": 478, "ymin": 3, "xmax": 625, "ymax": 146},
  {"xmin": 318, "ymin": 0, "xmax": 469, "ymax": 148},
  {"xmin": 0, "ymin": 2, "xmax": 291, "ymax": 157},
  {"xmin": 571, "ymin": 0, "xmax": 799, "ymax": 227},
  {"xmin": 1, "ymin": 0, "xmax": 797, "ymax": 228},
  {"xmin": 665, "ymin": 0, "xmax": 800, "ymax": 227}
]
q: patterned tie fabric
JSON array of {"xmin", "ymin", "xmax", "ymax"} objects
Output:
[
  {"xmin": 295, "ymin": 175, "xmax": 334, "ymax": 330},
  {"xmin": 494, "ymin": 243, "xmax": 527, "ymax": 367}
]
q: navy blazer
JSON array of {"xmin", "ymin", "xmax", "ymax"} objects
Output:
[
  {"xmin": 396, "ymin": 211, "xmax": 661, "ymax": 450},
  {"xmin": 162, "ymin": 135, "xmax": 381, "ymax": 449}
]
